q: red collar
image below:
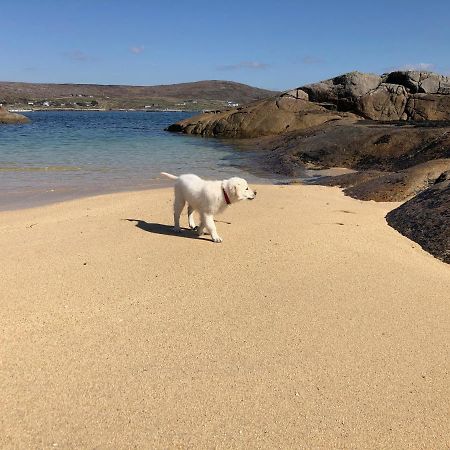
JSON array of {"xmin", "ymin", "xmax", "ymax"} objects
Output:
[{"xmin": 222, "ymin": 188, "xmax": 231, "ymax": 205}]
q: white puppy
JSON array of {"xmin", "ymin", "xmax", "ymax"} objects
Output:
[{"xmin": 161, "ymin": 172, "xmax": 256, "ymax": 243}]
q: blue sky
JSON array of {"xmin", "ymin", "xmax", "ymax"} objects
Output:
[{"xmin": 1, "ymin": 0, "xmax": 449, "ymax": 90}]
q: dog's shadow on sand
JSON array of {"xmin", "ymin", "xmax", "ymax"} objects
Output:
[{"xmin": 125, "ymin": 219, "xmax": 211, "ymax": 241}]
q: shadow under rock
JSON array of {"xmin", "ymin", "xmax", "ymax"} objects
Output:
[{"xmin": 125, "ymin": 219, "xmax": 210, "ymax": 241}]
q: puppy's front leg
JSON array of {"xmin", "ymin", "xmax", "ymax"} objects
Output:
[{"xmin": 204, "ymin": 214, "xmax": 222, "ymax": 243}]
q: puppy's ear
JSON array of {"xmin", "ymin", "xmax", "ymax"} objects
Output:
[{"xmin": 229, "ymin": 182, "xmax": 237, "ymax": 196}]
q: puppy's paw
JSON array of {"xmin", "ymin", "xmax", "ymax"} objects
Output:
[
  {"xmin": 212, "ymin": 235, "xmax": 223, "ymax": 243},
  {"xmin": 189, "ymin": 224, "xmax": 198, "ymax": 230}
]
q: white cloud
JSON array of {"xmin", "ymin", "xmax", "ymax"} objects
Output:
[
  {"xmin": 301, "ymin": 55, "xmax": 323, "ymax": 65},
  {"xmin": 65, "ymin": 50, "xmax": 90, "ymax": 62},
  {"xmin": 217, "ymin": 61, "xmax": 270, "ymax": 71},
  {"xmin": 395, "ymin": 63, "xmax": 435, "ymax": 71},
  {"xmin": 130, "ymin": 46, "xmax": 144, "ymax": 54}
]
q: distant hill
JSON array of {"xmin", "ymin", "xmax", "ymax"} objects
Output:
[{"xmin": 0, "ymin": 80, "xmax": 277, "ymax": 111}]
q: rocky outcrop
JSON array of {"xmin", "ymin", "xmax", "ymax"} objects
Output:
[
  {"xmin": 0, "ymin": 107, "xmax": 29, "ymax": 124},
  {"xmin": 315, "ymin": 159, "xmax": 450, "ymax": 201},
  {"xmin": 386, "ymin": 176, "xmax": 450, "ymax": 264},
  {"xmin": 168, "ymin": 70, "xmax": 450, "ymax": 138},
  {"xmin": 300, "ymin": 71, "xmax": 383, "ymax": 114},
  {"xmin": 167, "ymin": 96, "xmax": 351, "ymax": 138},
  {"xmin": 254, "ymin": 120, "xmax": 450, "ymax": 173},
  {"xmin": 300, "ymin": 71, "xmax": 450, "ymax": 121}
]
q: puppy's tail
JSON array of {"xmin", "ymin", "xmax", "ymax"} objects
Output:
[{"xmin": 160, "ymin": 172, "xmax": 178, "ymax": 180}]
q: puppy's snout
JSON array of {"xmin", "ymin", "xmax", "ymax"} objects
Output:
[{"xmin": 254, "ymin": 190, "xmax": 257, "ymax": 195}]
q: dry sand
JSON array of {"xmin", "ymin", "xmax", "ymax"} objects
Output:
[{"xmin": 1, "ymin": 184, "xmax": 449, "ymax": 449}]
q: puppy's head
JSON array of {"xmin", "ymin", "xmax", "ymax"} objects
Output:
[{"xmin": 226, "ymin": 177, "xmax": 256, "ymax": 202}]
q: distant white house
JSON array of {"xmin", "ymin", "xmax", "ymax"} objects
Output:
[
  {"xmin": 43, "ymin": 101, "xmax": 50, "ymax": 107},
  {"xmin": 28, "ymin": 101, "xmax": 34, "ymax": 105}
]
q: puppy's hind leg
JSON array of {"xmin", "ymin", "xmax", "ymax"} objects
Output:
[
  {"xmin": 187, "ymin": 205, "xmax": 197, "ymax": 229},
  {"xmin": 173, "ymin": 194, "xmax": 185, "ymax": 232}
]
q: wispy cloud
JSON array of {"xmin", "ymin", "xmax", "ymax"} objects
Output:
[
  {"xmin": 130, "ymin": 46, "xmax": 144, "ymax": 54},
  {"xmin": 217, "ymin": 61, "xmax": 270, "ymax": 71},
  {"xmin": 392, "ymin": 62, "xmax": 435, "ymax": 72},
  {"xmin": 64, "ymin": 50, "xmax": 92, "ymax": 62},
  {"xmin": 300, "ymin": 55, "xmax": 323, "ymax": 65}
]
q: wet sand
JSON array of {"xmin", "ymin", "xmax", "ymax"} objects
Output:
[{"xmin": 1, "ymin": 184, "xmax": 449, "ymax": 448}]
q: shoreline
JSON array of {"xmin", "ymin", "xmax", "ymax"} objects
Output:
[
  {"xmin": 0, "ymin": 180, "xmax": 170, "ymax": 213},
  {"xmin": 2, "ymin": 184, "xmax": 449, "ymax": 448},
  {"xmin": 0, "ymin": 177, "xmax": 281, "ymax": 213},
  {"xmin": 0, "ymin": 167, "xmax": 352, "ymax": 213}
]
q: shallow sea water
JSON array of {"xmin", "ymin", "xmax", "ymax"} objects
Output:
[{"xmin": 0, "ymin": 111, "xmax": 287, "ymax": 210}]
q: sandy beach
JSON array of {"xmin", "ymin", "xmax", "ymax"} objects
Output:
[{"xmin": 1, "ymin": 184, "xmax": 449, "ymax": 448}]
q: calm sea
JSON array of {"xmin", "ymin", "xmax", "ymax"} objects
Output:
[{"xmin": 0, "ymin": 111, "xmax": 283, "ymax": 210}]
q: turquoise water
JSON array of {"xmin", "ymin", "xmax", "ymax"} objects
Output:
[{"xmin": 0, "ymin": 111, "xmax": 278, "ymax": 210}]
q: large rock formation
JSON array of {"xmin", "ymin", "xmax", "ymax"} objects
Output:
[
  {"xmin": 386, "ymin": 176, "xmax": 450, "ymax": 264},
  {"xmin": 168, "ymin": 70, "xmax": 450, "ymax": 137},
  {"xmin": 300, "ymin": 71, "xmax": 450, "ymax": 121},
  {"xmin": 167, "ymin": 96, "xmax": 351, "ymax": 138},
  {"xmin": 0, "ymin": 107, "xmax": 29, "ymax": 124}
]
